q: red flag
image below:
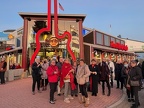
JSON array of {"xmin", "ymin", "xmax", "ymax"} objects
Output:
[{"xmin": 59, "ymin": 3, "xmax": 64, "ymax": 11}]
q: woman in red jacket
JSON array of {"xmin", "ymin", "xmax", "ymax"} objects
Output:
[{"xmin": 47, "ymin": 59, "xmax": 59, "ymax": 104}]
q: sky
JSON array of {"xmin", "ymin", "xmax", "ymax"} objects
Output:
[{"xmin": 0, "ymin": 0, "xmax": 144, "ymax": 41}]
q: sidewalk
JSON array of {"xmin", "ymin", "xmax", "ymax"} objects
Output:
[
  {"xmin": 113, "ymin": 88, "xmax": 144, "ymax": 108},
  {"xmin": 0, "ymin": 78, "xmax": 123, "ymax": 108}
]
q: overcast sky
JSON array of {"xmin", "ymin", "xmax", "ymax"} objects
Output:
[{"xmin": 0, "ymin": 0, "xmax": 144, "ymax": 41}]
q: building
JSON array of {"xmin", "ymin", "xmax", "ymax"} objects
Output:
[
  {"xmin": 0, "ymin": 28, "xmax": 23, "ymax": 69},
  {"xmin": 83, "ymin": 29, "xmax": 136, "ymax": 65},
  {"xmin": 121, "ymin": 38, "xmax": 144, "ymax": 53},
  {"xmin": 18, "ymin": 12, "xmax": 86, "ymax": 70}
]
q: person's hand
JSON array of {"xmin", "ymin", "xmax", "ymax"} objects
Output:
[
  {"xmin": 54, "ymin": 71, "xmax": 58, "ymax": 74},
  {"xmin": 94, "ymin": 72, "xmax": 97, "ymax": 75},
  {"xmin": 37, "ymin": 64, "xmax": 41, "ymax": 67},
  {"xmin": 70, "ymin": 69, "xmax": 74, "ymax": 73},
  {"xmin": 1, "ymin": 68, "xmax": 3, "ymax": 70}
]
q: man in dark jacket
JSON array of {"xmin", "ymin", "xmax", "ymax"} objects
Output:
[
  {"xmin": 129, "ymin": 60, "xmax": 143, "ymax": 108},
  {"xmin": 99, "ymin": 58, "xmax": 111, "ymax": 96},
  {"xmin": 32, "ymin": 58, "xmax": 42, "ymax": 95},
  {"xmin": 115, "ymin": 60, "xmax": 123, "ymax": 89}
]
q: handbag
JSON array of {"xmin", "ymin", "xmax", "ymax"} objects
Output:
[
  {"xmin": 130, "ymin": 80, "xmax": 140, "ymax": 86},
  {"xmin": 64, "ymin": 72, "xmax": 70, "ymax": 80},
  {"xmin": 78, "ymin": 77, "xmax": 86, "ymax": 85},
  {"xmin": 77, "ymin": 65, "xmax": 87, "ymax": 85}
]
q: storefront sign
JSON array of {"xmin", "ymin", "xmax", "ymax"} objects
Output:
[
  {"xmin": 110, "ymin": 41, "xmax": 128, "ymax": 51},
  {"xmin": 48, "ymin": 37, "xmax": 59, "ymax": 47}
]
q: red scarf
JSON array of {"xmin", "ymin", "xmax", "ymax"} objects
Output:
[{"xmin": 60, "ymin": 63, "xmax": 76, "ymax": 90}]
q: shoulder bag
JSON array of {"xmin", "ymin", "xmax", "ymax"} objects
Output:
[{"xmin": 130, "ymin": 80, "xmax": 140, "ymax": 86}]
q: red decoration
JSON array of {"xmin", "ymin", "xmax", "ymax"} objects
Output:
[
  {"xmin": 110, "ymin": 41, "xmax": 128, "ymax": 51},
  {"xmin": 30, "ymin": 0, "xmax": 76, "ymax": 66},
  {"xmin": 6, "ymin": 47, "xmax": 12, "ymax": 51}
]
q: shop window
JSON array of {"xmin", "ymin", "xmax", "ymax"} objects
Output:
[
  {"xmin": 111, "ymin": 37, "xmax": 115, "ymax": 43},
  {"xmin": 96, "ymin": 32, "xmax": 103, "ymax": 45},
  {"xmin": 121, "ymin": 41, "xmax": 125, "ymax": 45},
  {"xmin": 116, "ymin": 39, "xmax": 120, "ymax": 43},
  {"xmin": 104, "ymin": 35, "xmax": 110, "ymax": 46},
  {"xmin": 16, "ymin": 38, "xmax": 21, "ymax": 47}
]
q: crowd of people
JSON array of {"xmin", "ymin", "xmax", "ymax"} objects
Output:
[
  {"xmin": 9, "ymin": 63, "xmax": 21, "ymax": 69},
  {"xmin": 31, "ymin": 56, "xmax": 144, "ymax": 108}
]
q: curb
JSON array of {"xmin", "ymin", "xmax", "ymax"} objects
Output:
[{"xmin": 107, "ymin": 90, "xmax": 126, "ymax": 108}]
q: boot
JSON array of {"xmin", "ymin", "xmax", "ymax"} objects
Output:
[
  {"xmin": 107, "ymin": 89, "xmax": 111, "ymax": 96},
  {"xmin": 79, "ymin": 95, "xmax": 85, "ymax": 104},
  {"xmin": 84, "ymin": 97, "xmax": 90, "ymax": 107}
]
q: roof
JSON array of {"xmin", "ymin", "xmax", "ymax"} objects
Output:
[
  {"xmin": 18, "ymin": 12, "xmax": 86, "ymax": 21},
  {"xmin": 0, "ymin": 32, "xmax": 8, "ymax": 37},
  {"xmin": 121, "ymin": 38, "xmax": 144, "ymax": 43},
  {"xmin": 3, "ymin": 29, "xmax": 15, "ymax": 33}
]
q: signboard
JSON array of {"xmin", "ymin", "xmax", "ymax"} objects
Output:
[{"xmin": 110, "ymin": 41, "xmax": 128, "ymax": 51}]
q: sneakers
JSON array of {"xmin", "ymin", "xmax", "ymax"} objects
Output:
[
  {"xmin": 64, "ymin": 98, "xmax": 70, "ymax": 103},
  {"xmin": 32, "ymin": 92, "xmax": 35, "ymax": 95},
  {"xmin": 131, "ymin": 99, "xmax": 135, "ymax": 102},
  {"xmin": 57, "ymin": 94, "xmax": 61, "ymax": 96},
  {"xmin": 38, "ymin": 90, "xmax": 41, "ymax": 93},
  {"xmin": 49, "ymin": 101, "xmax": 55, "ymax": 104},
  {"xmin": 68, "ymin": 95, "xmax": 74, "ymax": 100},
  {"xmin": 128, "ymin": 99, "xmax": 131, "ymax": 102}
]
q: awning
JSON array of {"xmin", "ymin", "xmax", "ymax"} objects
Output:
[
  {"xmin": 0, "ymin": 47, "xmax": 22, "ymax": 55},
  {"xmin": 84, "ymin": 42, "xmax": 135, "ymax": 55}
]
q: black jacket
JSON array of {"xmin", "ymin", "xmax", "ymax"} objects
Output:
[
  {"xmin": 32, "ymin": 62, "xmax": 42, "ymax": 76},
  {"xmin": 89, "ymin": 64, "xmax": 100, "ymax": 77},
  {"xmin": 129, "ymin": 66, "xmax": 142, "ymax": 81},
  {"xmin": 115, "ymin": 63, "xmax": 123, "ymax": 80}
]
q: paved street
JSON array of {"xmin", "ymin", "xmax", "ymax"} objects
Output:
[
  {"xmin": 0, "ymin": 78, "xmax": 123, "ymax": 108},
  {"xmin": 114, "ymin": 88, "xmax": 144, "ymax": 108}
]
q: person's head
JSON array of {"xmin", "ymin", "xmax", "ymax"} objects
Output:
[
  {"xmin": 102, "ymin": 58, "xmax": 106, "ymax": 62},
  {"xmin": 123, "ymin": 60, "xmax": 129, "ymax": 68},
  {"xmin": 64, "ymin": 58, "xmax": 70, "ymax": 64},
  {"xmin": 73, "ymin": 61, "xmax": 77, "ymax": 66},
  {"xmin": 91, "ymin": 59, "xmax": 96, "ymax": 65},
  {"xmin": 80, "ymin": 59, "xmax": 85, "ymax": 66},
  {"xmin": 117, "ymin": 59, "xmax": 121, "ymax": 64},
  {"xmin": 35, "ymin": 58, "xmax": 40, "ymax": 63},
  {"xmin": 59, "ymin": 57, "xmax": 63, "ymax": 63},
  {"xmin": 50, "ymin": 59, "xmax": 56, "ymax": 66},
  {"xmin": 130, "ymin": 60, "xmax": 137, "ymax": 67},
  {"xmin": 107, "ymin": 58, "xmax": 111, "ymax": 63},
  {"xmin": 43, "ymin": 59, "xmax": 48, "ymax": 63},
  {"xmin": 1, "ymin": 57, "xmax": 5, "ymax": 61}
]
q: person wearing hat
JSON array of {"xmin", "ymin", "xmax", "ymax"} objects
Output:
[
  {"xmin": 89, "ymin": 59, "xmax": 100, "ymax": 96},
  {"xmin": 0, "ymin": 57, "xmax": 7, "ymax": 84}
]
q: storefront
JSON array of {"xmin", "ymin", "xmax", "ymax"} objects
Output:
[
  {"xmin": 19, "ymin": 13, "xmax": 86, "ymax": 70},
  {"xmin": 83, "ymin": 30, "xmax": 136, "ymax": 65},
  {"xmin": 0, "ymin": 28, "xmax": 23, "ymax": 70}
]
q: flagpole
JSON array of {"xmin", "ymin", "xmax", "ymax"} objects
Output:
[
  {"xmin": 57, "ymin": 0, "xmax": 59, "ymax": 14},
  {"xmin": 109, "ymin": 24, "xmax": 112, "ymax": 35}
]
